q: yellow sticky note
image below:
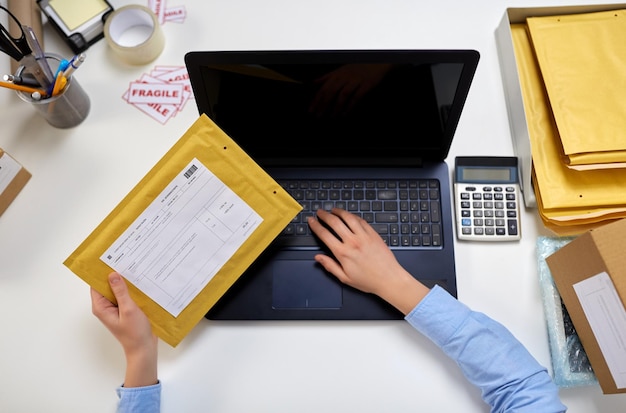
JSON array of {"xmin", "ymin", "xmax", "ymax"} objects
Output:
[{"xmin": 49, "ymin": 0, "xmax": 110, "ymax": 31}]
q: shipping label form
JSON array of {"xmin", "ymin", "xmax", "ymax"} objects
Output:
[
  {"xmin": 101, "ymin": 158, "xmax": 263, "ymax": 316},
  {"xmin": 0, "ymin": 152, "xmax": 21, "ymax": 194},
  {"xmin": 573, "ymin": 271, "xmax": 626, "ymax": 389}
]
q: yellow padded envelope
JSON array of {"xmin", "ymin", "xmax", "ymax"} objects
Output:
[
  {"xmin": 510, "ymin": 24, "xmax": 626, "ymax": 233},
  {"xmin": 527, "ymin": 10, "xmax": 626, "ymax": 167},
  {"xmin": 64, "ymin": 114, "xmax": 302, "ymax": 347}
]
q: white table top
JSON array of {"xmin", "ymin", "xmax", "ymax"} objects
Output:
[{"xmin": 2, "ymin": 0, "xmax": 624, "ymax": 411}]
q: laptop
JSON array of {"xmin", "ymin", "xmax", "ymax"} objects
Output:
[{"xmin": 184, "ymin": 49, "xmax": 480, "ymax": 320}]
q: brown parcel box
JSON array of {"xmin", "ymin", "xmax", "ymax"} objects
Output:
[
  {"xmin": 546, "ymin": 218, "xmax": 626, "ymax": 394},
  {"xmin": 0, "ymin": 149, "xmax": 31, "ymax": 218}
]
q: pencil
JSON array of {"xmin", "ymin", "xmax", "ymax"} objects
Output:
[
  {"xmin": 0, "ymin": 80, "xmax": 47, "ymax": 96},
  {"xmin": 50, "ymin": 73, "xmax": 67, "ymax": 96},
  {"xmin": 3, "ymin": 74, "xmax": 41, "ymax": 88}
]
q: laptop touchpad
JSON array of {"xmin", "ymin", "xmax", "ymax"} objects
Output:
[{"xmin": 272, "ymin": 260, "xmax": 343, "ymax": 309}]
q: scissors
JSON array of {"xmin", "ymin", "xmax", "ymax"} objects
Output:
[
  {"xmin": 0, "ymin": 5, "xmax": 32, "ymax": 62},
  {"xmin": 0, "ymin": 5, "xmax": 54, "ymax": 90}
]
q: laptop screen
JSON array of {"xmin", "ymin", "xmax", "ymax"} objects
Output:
[{"xmin": 185, "ymin": 50, "xmax": 479, "ymax": 166}]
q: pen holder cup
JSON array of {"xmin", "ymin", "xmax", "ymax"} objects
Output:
[{"xmin": 14, "ymin": 54, "xmax": 90, "ymax": 129}]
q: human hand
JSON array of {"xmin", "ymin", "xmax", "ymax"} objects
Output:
[
  {"xmin": 307, "ymin": 208, "xmax": 429, "ymax": 315},
  {"xmin": 91, "ymin": 272, "xmax": 158, "ymax": 387}
]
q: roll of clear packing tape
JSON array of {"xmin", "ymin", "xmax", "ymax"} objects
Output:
[{"xmin": 104, "ymin": 5, "xmax": 165, "ymax": 65}]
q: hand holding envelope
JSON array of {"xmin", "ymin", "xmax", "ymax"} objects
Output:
[{"xmin": 64, "ymin": 115, "xmax": 302, "ymax": 347}]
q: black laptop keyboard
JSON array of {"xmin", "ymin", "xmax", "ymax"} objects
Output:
[{"xmin": 278, "ymin": 179, "xmax": 443, "ymax": 248}]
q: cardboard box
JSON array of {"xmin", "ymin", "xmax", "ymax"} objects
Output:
[
  {"xmin": 494, "ymin": 3, "xmax": 626, "ymax": 208},
  {"xmin": 0, "ymin": 148, "xmax": 31, "ymax": 218},
  {"xmin": 546, "ymin": 218, "xmax": 626, "ymax": 394}
]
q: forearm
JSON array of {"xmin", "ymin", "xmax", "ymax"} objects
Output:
[
  {"xmin": 124, "ymin": 348, "xmax": 158, "ymax": 388},
  {"xmin": 117, "ymin": 348, "xmax": 160, "ymax": 413},
  {"xmin": 406, "ymin": 286, "xmax": 566, "ymax": 412},
  {"xmin": 377, "ymin": 267, "xmax": 430, "ymax": 315}
]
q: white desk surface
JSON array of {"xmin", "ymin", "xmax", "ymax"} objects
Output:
[{"xmin": 2, "ymin": 0, "xmax": 624, "ymax": 411}]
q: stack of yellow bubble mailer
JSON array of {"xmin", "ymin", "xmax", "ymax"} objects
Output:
[
  {"xmin": 509, "ymin": 13, "xmax": 626, "ymax": 235},
  {"xmin": 527, "ymin": 10, "xmax": 626, "ymax": 171}
]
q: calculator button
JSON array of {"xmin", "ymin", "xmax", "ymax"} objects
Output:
[{"xmin": 455, "ymin": 181, "xmax": 521, "ymax": 241}]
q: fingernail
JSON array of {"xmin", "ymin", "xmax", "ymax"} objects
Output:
[{"xmin": 109, "ymin": 272, "xmax": 121, "ymax": 283}]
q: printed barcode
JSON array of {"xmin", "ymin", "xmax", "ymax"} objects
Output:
[{"xmin": 184, "ymin": 164, "xmax": 198, "ymax": 179}]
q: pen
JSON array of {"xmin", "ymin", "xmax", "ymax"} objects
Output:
[
  {"xmin": 0, "ymin": 79, "xmax": 46, "ymax": 95},
  {"xmin": 3, "ymin": 73, "xmax": 40, "ymax": 87},
  {"xmin": 62, "ymin": 53, "xmax": 86, "ymax": 78},
  {"xmin": 48, "ymin": 59, "xmax": 69, "ymax": 95}
]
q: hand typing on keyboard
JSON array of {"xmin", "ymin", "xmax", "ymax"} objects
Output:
[
  {"xmin": 307, "ymin": 208, "xmax": 429, "ymax": 315},
  {"xmin": 279, "ymin": 179, "xmax": 442, "ymax": 248}
]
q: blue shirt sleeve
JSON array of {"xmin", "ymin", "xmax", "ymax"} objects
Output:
[
  {"xmin": 116, "ymin": 382, "xmax": 161, "ymax": 413},
  {"xmin": 405, "ymin": 285, "xmax": 567, "ymax": 413}
]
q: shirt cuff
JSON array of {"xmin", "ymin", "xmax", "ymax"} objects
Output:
[
  {"xmin": 116, "ymin": 381, "xmax": 161, "ymax": 413},
  {"xmin": 404, "ymin": 284, "xmax": 472, "ymax": 348}
]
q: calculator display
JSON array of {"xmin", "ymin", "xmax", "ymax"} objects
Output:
[{"xmin": 462, "ymin": 168, "xmax": 511, "ymax": 182}]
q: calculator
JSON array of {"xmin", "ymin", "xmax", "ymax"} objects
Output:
[{"xmin": 453, "ymin": 156, "xmax": 521, "ymax": 241}]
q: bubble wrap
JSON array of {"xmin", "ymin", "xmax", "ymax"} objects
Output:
[{"xmin": 536, "ymin": 236, "xmax": 597, "ymax": 387}]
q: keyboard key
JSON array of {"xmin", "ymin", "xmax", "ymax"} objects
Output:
[
  {"xmin": 378, "ymin": 190, "xmax": 397, "ymax": 200},
  {"xmin": 375, "ymin": 213, "xmax": 399, "ymax": 223}
]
